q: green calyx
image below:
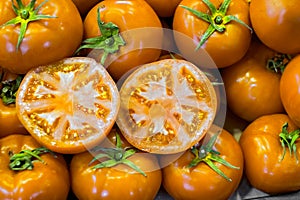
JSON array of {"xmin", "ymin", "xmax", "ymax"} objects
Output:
[
  {"xmin": 188, "ymin": 133, "xmax": 240, "ymax": 182},
  {"xmin": 0, "ymin": 75, "xmax": 23, "ymax": 105},
  {"xmin": 89, "ymin": 133, "xmax": 146, "ymax": 177},
  {"xmin": 0, "ymin": 0, "xmax": 56, "ymax": 50},
  {"xmin": 279, "ymin": 123, "xmax": 300, "ymax": 162},
  {"xmin": 180, "ymin": 0, "xmax": 252, "ymax": 50},
  {"xmin": 9, "ymin": 147, "xmax": 55, "ymax": 171},
  {"xmin": 75, "ymin": 7, "xmax": 126, "ymax": 65},
  {"xmin": 267, "ymin": 54, "xmax": 292, "ymax": 74}
]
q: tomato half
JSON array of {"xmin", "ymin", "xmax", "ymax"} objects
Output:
[
  {"xmin": 173, "ymin": 0, "xmax": 252, "ymax": 68},
  {"xmin": 0, "ymin": 134, "xmax": 70, "ymax": 199},
  {"xmin": 70, "ymin": 129, "xmax": 162, "ymax": 200},
  {"xmin": 0, "ymin": 0, "xmax": 83, "ymax": 74},
  {"xmin": 221, "ymin": 37, "xmax": 286, "ymax": 122},
  {"xmin": 280, "ymin": 54, "xmax": 300, "ymax": 128},
  {"xmin": 250, "ymin": 0, "xmax": 300, "ymax": 54},
  {"xmin": 15, "ymin": 57, "xmax": 120, "ymax": 154},
  {"xmin": 79, "ymin": 0, "xmax": 163, "ymax": 80},
  {"xmin": 117, "ymin": 59, "xmax": 217, "ymax": 154},
  {"xmin": 162, "ymin": 127, "xmax": 244, "ymax": 200},
  {"xmin": 240, "ymin": 114, "xmax": 300, "ymax": 194}
]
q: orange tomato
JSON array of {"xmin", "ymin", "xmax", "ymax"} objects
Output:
[
  {"xmin": 15, "ymin": 57, "xmax": 120, "ymax": 154},
  {"xmin": 0, "ymin": 134, "xmax": 70, "ymax": 199},
  {"xmin": 117, "ymin": 59, "xmax": 217, "ymax": 154}
]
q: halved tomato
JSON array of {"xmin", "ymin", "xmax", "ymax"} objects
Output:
[
  {"xmin": 116, "ymin": 59, "xmax": 217, "ymax": 154},
  {"xmin": 15, "ymin": 57, "xmax": 120, "ymax": 154}
]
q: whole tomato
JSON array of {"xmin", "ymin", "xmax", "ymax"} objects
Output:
[
  {"xmin": 145, "ymin": 0, "xmax": 182, "ymax": 17},
  {"xmin": 0, "ymin": 0, "xmax": 83, "ymax": 74},
  {"xmin": 221, "ymin": 37, "xmax": 287, "ymax": 122},
  {"xmin": 70, "ymin": 130, "xmax": 162, "ymax": 200},
  {"xmin": 280, "ymin": 54, "xmax": 300, "ymax": 127},
  {"xmin": 78, "ymin": 0, "xmax": 163, "ymax": 80},
  {"xmin": 173, "ymin": 0, "xmax": 252, "ymax": 68},
  {"xmin": 0, "ymin": 69, "xmax": 27, "ymax": 137},
  {"xmin": 0, "ymin": 134, "xmax": 70, "ymax": 199},
  {"xmin": 250, "ymin": 0, "xmax": 300, "ymax": 54},
  {"xmin": 240, "ymin": 114, "xmax": 300, "ymax": 194},
  {"xmin": 162, "ymin": 126, "xmax": 244, "ymax": 200}
]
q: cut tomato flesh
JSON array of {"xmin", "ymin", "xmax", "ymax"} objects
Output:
[
  {"xmin": 117, "ymin": 59, "xmax": 217, "ymax": 154},
  {"xmin": 16, "ymin": 57, "xmax": 120, "ymax": 154}
]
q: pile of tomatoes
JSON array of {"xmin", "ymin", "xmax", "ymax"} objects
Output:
[{"xmin": 1, "ymin": 0, "xmax": 300, "ymax": 199}]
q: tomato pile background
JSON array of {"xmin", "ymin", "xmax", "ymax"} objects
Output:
[{"xmin": 1, "ymin": 0, "xmax": 300, "ymax": 199}]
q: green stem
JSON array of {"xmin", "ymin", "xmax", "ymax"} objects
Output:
[
  {"xmin": 0, "ymin": 0, "xmax": 56, "ymax": 50},
  {"xmin": 267, "ymin": 54, "xmax": 292, "ymax": 74},
  {"xmin": 180, "ymin": 0, "xmax": 252, "ymax": 50},
  {"xmin": 0, "ymin": 75, "xmax": 23, "ymax": 105},
  {"xmin": 75, "ymin": 7, "xmax": 126, "ymax": 65},
  {"xmin": 89, "ymin": 133, "xmax": 146, "ymax": 177},
  {"xmin": 9, "ymin": 147, "xmax": 55, "ymax": 171},
  {"xmin": 188, "ymin": 133, "xmax": 240, "ymax": 181},
  {"xmin": 279, "ymin": 123, "xmax": 300, "ymax": 162}
]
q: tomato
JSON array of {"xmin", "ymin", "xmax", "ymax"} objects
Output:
[
  {"xmin": 70, "ymin": 129, "xmax": 162, "ymax": 200},
  {"xmin": 117, "ymin": 59, "xmax": 217, "ymax": 154},
  {"xmin": 250, "ymin": 0, "xmax": 300, "ymax": 54},
  {"xmin": 0, "ymin": 69, "xmax": 27, "ymax": 137},
  {"xmin": 145, "ymin": 0, "xmax": 182, "ymax": 17},
  {"xmin": 79, "ymin": 0, "xmax": 163, "ymax": 80},
  {"xmin": 280, "ymin": 54, "xmax": 300, "ymax": 128},
  {"xmin": 162, "ymin": 126, "xmax": 244, "ymax": 200},
  {"xmin": 239, "ymin": 114, "xmax": 300, "ymax": 194},
  {"xmin": 221, "ymin": 37, "xmax": 287, "ymax": 122},
  {"xmin": 72, "ymin": 0, "xmax": 101, "ymax": 17},
  {"xmin": 0, "ymin": 134, "xmax": 70, "ymax": 199},
  {"xmin": 15, "ymin": 57, "xmax": 120, "ymax": 154},
  {"xmin": 173, "ymin": 0, "xmax": 252, "ymax": 68},
  {"xmin": 0, "ymin": 0, "xmax": 83, "ymax": 74}
]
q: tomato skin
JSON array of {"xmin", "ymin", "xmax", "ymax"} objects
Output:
[
  {"xmin": 221, "ymin": 38, "xmax": 285, "ymax": 122},
  {"xmin": 83, "ymin": 0, "xmax": 163, "ymax": 80},
  {"xmin": 280, "ymin": 54, "xmax": 300, "ymax": 127},
  {"xmin": 173, "ymin": 0, "xmax": 251, "ymax": 68},
  {"xmin": 70, "ymin": 151, "xmax": 162, "ymax": 200},
  {"xmin": 72, "ymin": 0, "xmax": 101, "ymax": 17},
  {"xmin": 0, "ymin": 0, "xmax": 83, "ymax": 74},
  {"xmin": 0, "ymin": 134, "xmax": 70, "ymax": 199},
  {"xmin": 250, "ymin": 0, "xmax": 300, "ymax": 54},
  {"xmin": 162, "ymin": 128, "xmax": 244, "ymax": 200},
  {"xmin": 145, "ymin": 0, "xmax": 181, "ymax": 17},
  {"xmin": 240, "ymin": 114, "xmax": 300, "ymax": 194}
]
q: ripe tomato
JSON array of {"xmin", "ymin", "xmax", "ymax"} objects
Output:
[
  {"xmin": 0, "ymin": 69, "xmax": 27, "ymax": 137},
  {"xmin": 79, "ymin": 0, "xmax": 163, "ymax": 80},
  {"xmin": 70, "ymin": 129, "xmax": 162, "ymax": 200},
  {"xmin": 221, "ymin": 37, "xmax": 286, "ymax": 122},
  {"xmin": 240, "ymin": 114, "xmax": 300, "ymax": 194},
  {"xmin": 280, "ymin": 54, "xmax": 300, "ymax": 127},
  {"xmin": 117, "ymin": 59, "xmax": 217, "ymax": 154},
  {"xmin": 72, "ymin": 0, "xmax": 101, "ymax": 17},
  {"xmin": 0, "ymin": 0, "xmax": 83, "ymax": 74},
  {"xmin": 15, "ymin": 57, "xmax": 120, "ymax": 154},
  {"xmin": 0, "ymin": 134, "xmax": 70, "ymax": 199},
  {"xmin": 145, "ymin": 0, "xmax": 182, "ymax": 17},
  {"xmin": 250, "ymin": 0, "xmax": 300, "ymax": 54},
  {"xmin": 173, "ymin": 0, "xmax": 252, "ymax": 68},
  {"xmin": 162, "ymin": 126, "xmax": 244, "ymax": 200}
]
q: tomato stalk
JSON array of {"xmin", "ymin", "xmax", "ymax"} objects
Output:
[
  {"xmin": 279, "ymin": 123, "xmax": 300, "ymax": 162},
  {"xmin": 267, "ymin": 54, "xmax": 292, "ymax": 74},
  {"xmin": 0, "ymin": 0, "xmax": 56, "ymax": 50},
  {"xmin": 180, "ymin": 0, "xmax": 252, "ymax": 50},
  {"xmin": 75, "ymin": 7, "xmax": 126, "ymax": 65},
  {"xmin": 188, "ymin": 133, "xmax": 240, "ymax": 181},
  {"xmin": 89, "ymin": 133, "xmax": 146, "ymax": 176},
  {"xmin": 0, "ymin": 75, "xmax": 23, "ymax": 105},
  {"xmin": 9, "ymin": 147, "xmax": 55, "ymax": 171}
]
